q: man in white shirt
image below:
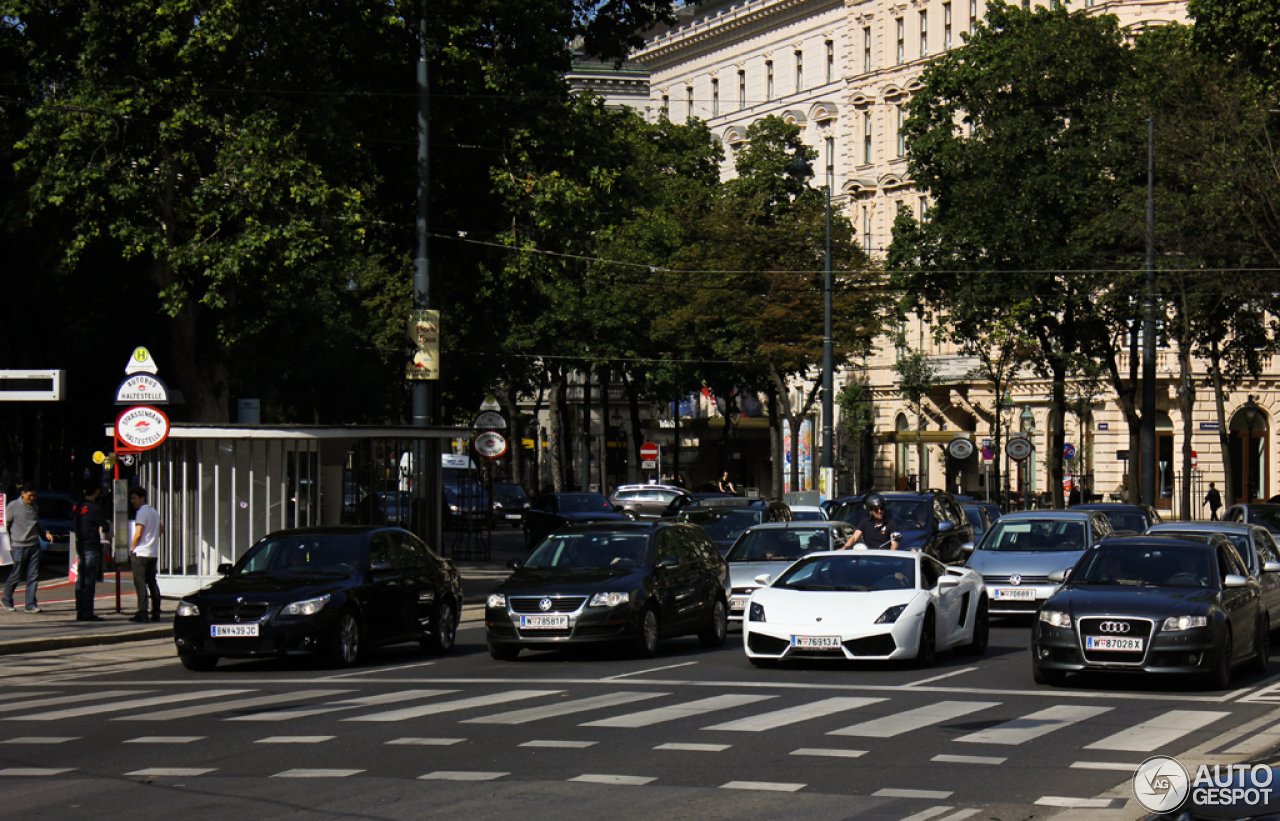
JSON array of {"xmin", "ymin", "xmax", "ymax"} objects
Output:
[{"xmin": 129, "ymin": 486, "xmax": 163, "ymax": 623}]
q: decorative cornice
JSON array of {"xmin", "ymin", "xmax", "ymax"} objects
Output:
[{"xmin": 636, "ymin": 0, "xmax": 845, "ymax": 66}]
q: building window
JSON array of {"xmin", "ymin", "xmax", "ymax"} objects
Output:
[
  {"xmin": 795, "ymin": 50, "xmax": 803, "ymax": 93},
  {"xmin": 863, "ymin": 111, "xmax": 872, "ymax": 164},
  {"xmin": 826, "ymin": 40, "xmax": 835, "ymax": 83},
  {"xmin": 687, "ymin": 85, "xmax": 694, "ymax": 122},
  {"xmin": 920, "ymin": 11, "xmax": 927, "ymax": 58},
  {"xmin": 766, "ymin": 60, "xmax": 774, "ymax": 101},
  {"xmin": 896, "ymin": 19, "xmax": 904, "ymax": 65},
  {"xmin": 970, "ymin": 0, "xmax": 978, "ymax": 27},
  {"xmin": 712, "ymin": 78, "xmax": 719, "ymax": 116},
  {"xmin": 661, "ymin": 95, "xmax": 669, "ymax": 120},
  {"xmin": 738, "ymin": 70, "xmax": 746, "ymax": 109},
  {"xmin": 863, "ymin": 27, "xmax": 872, "ymax": 73},
  {"xmin": 919, "ymin": 195, "xmax": 928, "ymax": 222},
  {"xmin": 896, "ymin": 105, "xmax": 905, "ymax": 156},
  {"xmin": 863, "ymin": 207, "xmax": 872, "ymax": 251},
  {"xmin": 825, "ymin": 136, "xmax": 835, "ymax": 191},
  {"xmin": 944, "ymin": 3, "xmax": 952, "ymax": 49}
]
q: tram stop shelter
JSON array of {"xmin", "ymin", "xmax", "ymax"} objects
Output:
[{"xmin": 106, "ymin": 424, "xmax": 466, "ymax": 598}]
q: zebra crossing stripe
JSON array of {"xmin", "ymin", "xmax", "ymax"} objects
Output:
[
  {"xmin": 830, "ymin": 701, "xmax": 999, "ymax": 738},
  {"xmin": 720, "ymin": 780, "xmax": 805, "ymax": 792},
  {"xmin": 0, "ymin": 691, "xmax": 146, "ymax": 714},
  {"xmin": 345, "ymin": 690, "xmax": 562, "ymax": 722},
  {"xmin": 895, "ymin": 806, "xmax": 954, "ymax": 821},
  {"xmin": 127, "ymin": 768, "xmax": 215, "ymax": 777},
  {"xmin": 464, "ymin": 692, "xmax": 667, "ymax": 725},
  {"xmin": 955, "ymin": 705, "xmax": 1112, "ymax": 745},
  {"xmin": 119, "ymin": 690, "xmax": 352, "ymax": 722},
  {"xmin": 583, "ymin": 695, "xmax": 774, "ymax": 728},
  {"xmin": 6, "ymin": 690, "xmax": 252, "ymax": 722},
  {"xmin": 703, "ymin": 697, "xmax": 885, "ymax": 732},
  {"xmin": 1084, "ymin": 709, "xmax": 1230, "ymax": 752},
  {"xmin": 272, "ymin": 769, "xmax": 363, "ymax": 778},
  {"xmin": 226, "ymin": 689, "xmax": 455, "ymax": 721},
  {"xmin": 420, "ymin": 771, "xmax": 509, "ymax": 781},
  {"xmin": 570, "ymin": 774, "xmax": 655, "ymax": 785}
]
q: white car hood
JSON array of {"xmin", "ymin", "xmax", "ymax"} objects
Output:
[{"xmin": 752, "ymin": 586, "xmax": 921, "ymax": 623}]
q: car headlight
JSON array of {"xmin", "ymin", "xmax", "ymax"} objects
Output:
[
  {"xmin": 749, "ymin": 602, "xmax": 766, "ymax": 622},
  {"xmin": 280, "ymin": 594, "xmax": 330, "ymax": 616},
  {"xmin": 449, "ymin": 504, "xmax": 460, "ymax": 512},
  {"xmin": 487, "ymin": 593, "xmax": 507, "ymax": 609},
  {"xmin": 1039, "ymin": 609, "xmax": 1072, "ymax": 628},
  {"xmin": 875, "ymin": 604, "xmax": 907, "ymax": 624},
  {"xmin": 1161, "ymin": 615, "xmax": 1208, "ymax": 631},
  {"xmin": 589, "ymin": 592, "xmax": 630, "ymax": 608},
  {"xmin": 176, "ymin": 601, "xmax": 200, "ymax": 617}
]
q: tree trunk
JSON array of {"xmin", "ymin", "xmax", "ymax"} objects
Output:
[
  {"xmin": 767, "ymin": 383, "xmax": 782, "ymax": 499},
  {"xmin": 1049, "ymin": 360, "xmax": 1067, "ymax": 510},
  {"xmin": 623, "ymin": 372, "xmax": 642, "ymax": 486},
  {"xmin": 1209, "ymin": 340, "xmax": 1235, "ymax": 506},
  {"xmin": 548, "ymin": 373, "xmax": 566, "ymax": 492},
  {"xmin": 1179, "ymin": 344, "xmax": 1195, "ymax": 520},
  {"xmin": 1103, "ymin": 325, "xmax": 1142, "ymax": 503}
]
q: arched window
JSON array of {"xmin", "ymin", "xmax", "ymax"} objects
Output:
[
  {"xmin": 895, "ymin": 414, "xmax": 911, "ymax": 490},
  {"xmin": 1230, "ymin": 403, "xmax": 1270, "ymax": 503}
]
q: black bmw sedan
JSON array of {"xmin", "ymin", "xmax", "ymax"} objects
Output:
[
  {"xmin": 486, "ymin": 521, "xmax": 729, "ymax": 660},
  {"xmin": 173, "ymin": 526, "xmax": 462, "ymax": 671},
  {"xmin": 1031, "ymin": 536, "xmax": 1266, "ymax": 689}
]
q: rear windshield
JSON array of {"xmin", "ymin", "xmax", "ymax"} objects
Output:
[
  {"xmin": 557, "ymin": 494, "xmax": 613, "ymax": 513},
  {"xmin": 726, "ymin": 528, "xmax": 832, "ymax": 562},
  {"xmin": 679, "ymin": 508, "xmax": 764, "ymax": 541}
]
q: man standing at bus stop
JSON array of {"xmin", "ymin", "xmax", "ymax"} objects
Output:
[
  {"xmin": 4, "ymin": 482, "xmax": 53, "ymax": 613},
  {"xmin": 73, "ymin": 483, "xmax": 111, "ymax": 621},
  {"xmin": 128, "ymin": 485, "xmax": 163, "ymax": 622}
]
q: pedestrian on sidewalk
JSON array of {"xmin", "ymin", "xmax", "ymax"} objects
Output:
[
  {"xmin": 4, "ymin": 482, "xmax": 53, "ymax": 613},
  {"xmin": 128, "ymin": 485, "xmax": 163, "ymax": 623},
  {"xmin": 1204, "ymin": 482, "xmax": 1222, "ymax": 521},
  {"xmin": 72, "ymin": 483, "xmax": 110, "ymax": 621}
]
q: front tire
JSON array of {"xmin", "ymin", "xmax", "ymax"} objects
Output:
[
  {"xmin": 1203, "ymin": 626, "xmax": 1233, "ymax": 690},
  {"xmin": 914, "ymin": 609, "xmax": 936, "ymax": 667},
  {"xmin": 489, "ymin": 642, "xmax": 520, "ymax": 661},
  {"xmin": 324, "ymin": 609, "xmax": 362, "ymax": 668},
  {"xmin": 422, "ymin": 597, "xmax": 458, "ymax": 654},
  {"xmin": 960, "ymin": 597, "xmax": 990, "ymax": 656},
  {"xmin": 634, "ymin": 607, "xmax": 660, "ymax": 658},
  {"xmin": 180, "ymin": 653, "xmax": 218, "ymax": 672},
  {"xmin": 698, "ymin": 599, "xmax": 728, "ymax": 647},
  {"xmin": 1252, "ymin": 615, "xmax": 1270, "ymax": 675}
]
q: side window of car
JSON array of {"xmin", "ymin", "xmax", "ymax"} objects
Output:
[
  {"xmin": 369, "ymin": 532, "xmax": 396, "ymax": 567},
  {"xmin": 920, "ymin": 558, "xmax": 940, "ymax": 589},
  {"xmin": 1256, "ymin": 530, "xmax": 1280, "ymax": 565},
  {"xmin": 395, "ymin": 531, "xmax": 434, "ymax": 567},
  {"xmin": 947, "ymin": 499, "xmax": 966, "ymax": 527},
  {"xmin": 656, "ymin": 529, "xmax": 682, "ymax": 565},
  {"xmin": 1217, "ymin": 545, "xmax": 1244, "ymax": 580},
  {"xmin": 931, "ymin": 497, "xmax": 948, "ymax": 528}
]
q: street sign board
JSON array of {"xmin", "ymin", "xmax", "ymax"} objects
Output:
[
  {"xmin": 473, "ymin": 410, "xmax": 507, "ymax": 430},
  {"xmin": 947, "ymin": 438, "xmax": 974, "ymax": 460},
  {"xmin": 640, "ymin": 442, "xmax": 659, "ymax": 461},
  {"xmin": 1063, "ymin": 443, "xmax": 1076, "ymax": 460},
  {"xmin": 1007, "ymin": 436, "xmax": 1033, "ymax": 462},
  {"xmin": 1191, "ymin": 450, "xmax": 1198, "ymax": 469},
  {"xmin": 981, "ymin": 447, "xmax": 995, "ymax": 462},
  {"xmin": 473, "ymin": 431, "xmax": 508, "ymax": 459},
  {"xmin": 115, "ymin": 374, "xmax": 170, "ymax": 405},
  {"xmin": 124, "ymin": 347, "xmax": 159, "ymax": 375},
  {"xmin": 115, "ymin": 405, "xmax": 170, "ymax": 451}
]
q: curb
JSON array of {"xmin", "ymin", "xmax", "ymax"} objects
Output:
[{"xmin": 0, "ymin": 627, "xmax": 171, "ymax": 656}]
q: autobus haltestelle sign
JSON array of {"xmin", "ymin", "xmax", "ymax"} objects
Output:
[{"xmin": 115, "ymin": 405, "xmax": 170, "ymax": 450}]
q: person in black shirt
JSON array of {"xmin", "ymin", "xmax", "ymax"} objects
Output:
[
  {"xmin": 72, "ymin": 484, "xmax": 111, "ymax": 621},
  {"xmin": 842, "ymin": 493, "xmax": 901, "ymax": 551}
]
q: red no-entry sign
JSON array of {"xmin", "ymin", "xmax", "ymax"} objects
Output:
[{"xmin": 640, "ymin": 442, "xmax": 659, "ymax": 461}]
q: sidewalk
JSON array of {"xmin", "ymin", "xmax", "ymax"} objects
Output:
[{"xmin": 0, "ymin": 529, "xmax": 524, "ymax": 657}]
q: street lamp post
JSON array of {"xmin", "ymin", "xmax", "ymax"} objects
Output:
[
  {"xmin": 1020, "ymin": 406, "xmax": 1035, "ymax": 510},
  {"xmin": 787, "ymin": 154, "xmax": 834, "ymax": 488},
  {"xmin": 999, "ymin": 391, "xmax": 1013, "ymax": 510}
]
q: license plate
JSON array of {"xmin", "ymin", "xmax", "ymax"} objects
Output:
[
  {"xmin": 520, "ymin": 615, "xmax": 569, "ymax": 629},
  {"xmin": 1085, "ymin": 636, "xmax": 1144, "ymax": 652},
  {"xmin": 505, "ymin": 514, "xmax": 521, "ymax": 520},
  {"xmin": 993, "ymin": 588, "xmax": 1037, "ymax": 600},
  {"xmin": 211, "ymin": 624, "xmax": 259, "ymax": 638},
  {"xmin": 730, "ymin": 595, "xmax": 750, "ymax": 611},
  {"xmin": 790, "ymin": 635, "xmax": 841, "ymax": 649}
]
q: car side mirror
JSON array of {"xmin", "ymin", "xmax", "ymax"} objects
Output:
[
  {"xmin": 1048, "ymin": 568, "xmax": 1070, "ymax": 583},
  {"xmin": 938, "ymin": 575, "xmax": 960, "ymax": 588},
  {"xmin": 659, "ymin": 555, "xmax": 680, "ymax": 569},
  {"xmin": 506, "ymin": 558, "xmax": 524, "ymax": 570},
  {"xmin": 754, "ymin": 573, "xmax": 773, "ymax": 586},
  {"xmin": 960, "ymin": 541, "xmax": 976, "ymax": 553},
  {"xmin": 1264, "ymin": 561, "xmax": 1280, "ymax": 574},
  {"xmin": 217, "ymin": 563, "xmax": 233, "ymax": 574},
  {"xmin": 370, "ymin": 560, "xmax": 394, "ymax": 573},
  {"xmin": 938, "ymin": 521, "xmax": 955, "ymax": 533},
  {"xmin": 1224, "ymin": 574, "xmax": 1248, "ymax": 588}
]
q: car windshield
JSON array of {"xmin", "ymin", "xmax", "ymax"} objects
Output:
[
  {"xmin": 981, "ymin": 520, "xmax": 1087, "ymax": 552},
  {"xmin": 235, "ymin": 534, "xmax": 363, "ymax": 574},
  {"xmin": 774, "ymin": 554, "xmax": 917, "ymax": 592},
  {"xmin": 679, "ymin": 509, "xmax": 764, "ymax": 541},
  {"xmin": 1072, "ymin": 545, "xmax": 1214, "ymax": 587},
  {"xmin": 883, "ymin": 501, "xmax": 931, "ymax": 531},
  {"xmin": 1092, "ymin": 510, "xmax": 1149, "ymax": 532},
  {"xmin": 1247, "ymin": 507, "xmax": 1280, "ymax": 531},
  {"xmin": 557, "ymin": 494, "xmax": 613, "ymax": 513},
  {"xmin": 726, "ymin": 528, "xmax": 832, "ymax": 562},
  {"xmin": 526, "ymin": 533, "xmax": 651, "ymax": 568},
  {"xmin": 494, "ymin": 483, "xmax": 527, "ymax": 501},
  {"xmin": 37, "ymin": 497, "xmax": 74, "ymax": 519},
  {"xmin": 1155, "ymin": 530, "xmax": 1254, "ymax": 573},
  {"xmin": 791, "ymin": 510, "xmax": 826, "ymax": 522}
]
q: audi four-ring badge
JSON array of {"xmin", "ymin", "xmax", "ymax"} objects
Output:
[{"xmin": 1030, "ymin": 535, "xmax": 1267, "ymax": 690}]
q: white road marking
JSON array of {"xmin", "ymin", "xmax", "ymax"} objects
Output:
[
  {"xmin": 831, "ymin": 701, "xmax": 999, "ymax": 738},
  {"xmin": 704, "ymin": 697, "xmax": 884, "ymax": 732},
  {"xmin": 955, "ymin": 705, "xmax": 1112, "ymax": 745},
  {"xmin": 387, "ymin": 738, "xmax": 464, "ymax": 746},
  {"xmin": 1084, "ymin": 709, "xmax": 1230, "ymax": 751},
  {"xmin": 931, "ymin": 754, "xmax": 1005, "ymax": 765},
  {"xmin": 0, "ymin": 768, "xmax": 74, "ymax": 776},
  {"xmin": 120, "ymin": 690, "xmax": 352, "ymax": 721},
  {"xmin": 720, "ymin": 781, "xmax": 805, "ymax": 792},
  {"xmin": 127, "ymin": 768, "xmax": 215, "ymax": 777},
  {"xmin": 1070, "ymin": 761, "xmax": 1141, "ymax": 771},
  {"xmin": 272, "ymin": 769, "xmax": 364, "ymax": 778},
  {"xmin": 655, "ymin": 742, "xmax": 730, "ymax": 752},
  {"xmin": 125, "ymin": 737, "xmax": 205, "ymax": 744},
  {"xmin": 1034, "ymin": 797, "xmax": 1123, "ymax": 808},
  {"xmin": 790, "ymin": 748, "xmax": 867, "ymax": 758},
  {"xmin": 521, "ymin": 740, "xmax": 597, "ymax": 748},
  {"xmin": 345, "ymin": 690, "xmax": 562, "ymax": 722},
  {"xmin": 419, "ymin": 771, "xmax": 509, "ymax": 781},
  {"xmin": 6, "ymin": 690, "xmax": 251, "ymax": 721},
  {"xmin": 875, "ymin": 788, "xmax": 953, "ymax": 799},
  {"xmin": 464, "ymin": 692, "xmax": 667, "ymax": 725},
  {"xmin": 0, "ymin": 691, "xmax": 146, "ymax": 714},
  {"xmin": 903, "ymin": 668, "xmax": 979, "ymax": 687},
  {"xmin": 583, "ymin": 694, "xmax": 775, "ymax": 728},
  {"xmin": 602, "ymin": 662, "xmax": 698, "ymax": 680},
  {"xmin": 570, "ymin": 774, "xmax": 656, "ymax": 785},
  {"xmin": 321, "ymin": 661, "xmax": 435, "ymax": 679},
  {"xmin": 937, "ymin": 809, "xmax": 982, "ymax": 821},
  {"xmin": 254, "ymin": 736, "xmax": 334, "ymax": 744},
  {"xmin": 896, "ymin": 807, "xmax": 954, "ymax": 821},
  {"xmin": 226, "ymin": 689, "xmax": 454, "ymax": 721},
  {"xmin": 0, "ymin": 737, "xmax": 78, "ymax": 744}
]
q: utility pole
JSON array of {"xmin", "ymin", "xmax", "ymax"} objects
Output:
[{"xmin": 1141, "ymin": 116, "xmax": 1156, "ymax": 507}]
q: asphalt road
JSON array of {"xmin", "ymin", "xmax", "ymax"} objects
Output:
[{"xmin": 2, "ymin": 607, "xmax": 1280, "ymax": 821}]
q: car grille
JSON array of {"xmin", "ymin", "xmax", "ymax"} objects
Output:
[
  {"xmin": 208, "ymin": 603, "xmax": 270, "ymax": 622},
  {"xmin": 517, "ymin": 627, "xmax": 572, "ymax": 638},
  {"xmin": 1079, "ymin": 617, "xmax": 1153, "ymax": 665},
  {"xmin": 982, "ymin": 574, "xmax": 1052, "ymax": 585},
  {"xmin": 844, "ymin": 634, "xmax": 897, "ymax": 656},
  {"xmin": 748, "ymin": 633, "xmax": 790, "ymax": 656},
  {"xmin": 509, "ymin": 596, "xmax": 587, "ymax": 614},
  {"xmin": 989, "ymin": 599, "xmax": 1040, "ymax": 612}
]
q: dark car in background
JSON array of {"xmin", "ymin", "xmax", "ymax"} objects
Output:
[
  {"xmin": 444, "ymin": 484, "xmax": 490, "ymax": 530},
  {"xmin": 173, "ymin": 526, "xmax": 462, "ymax": 671},
  {"xmin": 523, "ymin": 492, "xmax": 629, "ymax": 548},
  {"xmin": 485, "ymin": 521, "xmax": 729, "ymax": 659},
  {"xmin": 37, "ymin": 491, "xmax": 76, "ymax": 561},
  {"xmin": 492, "ymin": 482, "xmax": 530, "ymax": 527},
  {"xmin": 723, "ymin": 520, "xmax": 857, "ymax": 622},
  {"xmin": 1149, "ymin": 521, "xmax": 1280, "ymax": 629},
  {"xmin": 1068, "ymin": 502, "xmax": 1162, "ymax": 534},
  {"xmin": 660, "ymin": 492, "xmax": 738, "ymax": 518},
  {"xmin": 1030, "ymin": 535, "xmax": 1265, "ymax": 689},
  {"xmin": 676, "ymin": 501, "xmax": 793, "ymax": 554},
  {"xmin": 609, "ymin": 484, "xmax": 691, "ymax": 520},
  {"xmin": 1223, "ymin": 504, "xmax": 1280, "ymax": 535},
  {"xmin": 961, "ymin": 504, "xmax": 993, "ymax": 542},
  {"xmin": 850, "ymin": 492, "xmax": 975, "ymax": 565}
]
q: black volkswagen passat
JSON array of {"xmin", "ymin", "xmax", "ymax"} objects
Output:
[
  {"xmin": 485, "ymin": 521, "xmax": 729, "ymax": 660},
  {"xmin": 1031, "ymin": 535, "xmax": 1266, "ymax": 689},
  {"xmin": 173, "ymin": 526, "xmax": 462, "ymax": 671}
]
